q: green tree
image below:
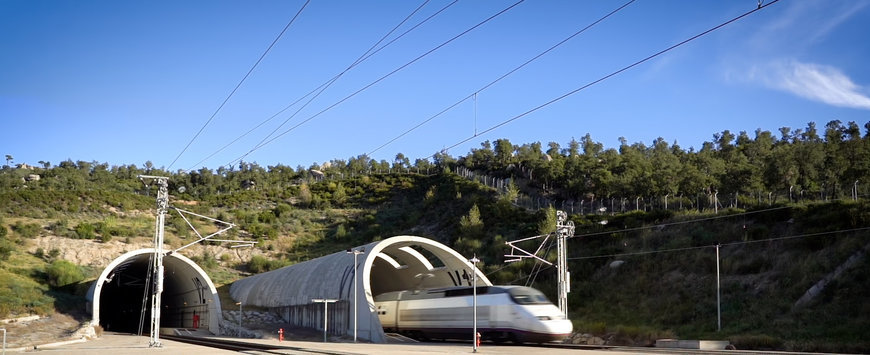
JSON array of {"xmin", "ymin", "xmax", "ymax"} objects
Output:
[
  {"xmin": 459, "ymin": 204, "xmax": 483, "ymax": 235},
  {"xmin": 348, "ymin": 154, "xmax": 371, "ymax": 174},
  {"xmin": 649, "ymin": 138, "xmax": 681, "ymax": 199},
  {"xmin": 393, "ymin": 153, "xmax": 410, "ymax": 171},
  {"xmin": 614, "ymin": 138, "xmax": 653, "ymax": 198},
  {"xmin": 333, "ymin": 183, "xmax": 347, "ymax": 207},
  {"xmin": 500, "ymin": 181, "xmax": 519, "ymax": 204},
  {"xmin": 299, "ymin": 182, "xmax": 312, "ymax": 206},
  {"xmin": 823, "ymin": 120, "xmax": 848, "ymax": 198},
  {"xmin": 738, "ymin": 129, "xmax": 774, "ymax": 194},
  {"xmin": 515, "ymin": 142, "xmax": 545, "ymax": 180},
  {"xmin": 841, "ymin": 121, "xmax": 869, "ymax": 189},
  {"xmin": 493, "ymin": 139, "xmax": 515, "ymax": 170},
  {"xmin": 456, "ymin": 204, "xmax": 485, "ymax": 254},
  {"xmin": 433, "ymin": 150, "xmax": 455, "ymax": 168},
  {"xmin": 537, "ymin": 206, "xmax": 557, "ymax": 235},
  {"xmin": 793, "ymin": 122, "xmax": 825, "ymax": 197},
  {"xmin": 466, "ymin": 141, "xmax": 495, "ymax": 171},
  {"xmin": 413, "ymin": 158, "xmax": 434, "ymax": 173}
]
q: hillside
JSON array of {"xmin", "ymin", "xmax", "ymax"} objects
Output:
[{"xmin": 1, "ymin": 152, "xmax": 869, "ymax": 352}]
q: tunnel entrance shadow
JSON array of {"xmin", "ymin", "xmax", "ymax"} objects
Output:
[{"xmin": 88, "ymin": 249, "xmax": 223, "ymax": 335}]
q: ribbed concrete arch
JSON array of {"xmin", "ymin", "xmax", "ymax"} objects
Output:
[
  {"xmin": 87, "ymin": 249, "xmax": 222, "ymax": 334},
  {"xmin": 230, "ymin": 236, "xmax": 490, "ymax": 342}
]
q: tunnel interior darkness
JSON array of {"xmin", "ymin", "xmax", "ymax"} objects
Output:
[{"xmin": 97, "ymin": 253, "xmax": 213, "ymax": 333}]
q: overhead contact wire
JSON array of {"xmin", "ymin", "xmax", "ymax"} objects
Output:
[
  {"xmin": 168, "ymin": 0, "xmax": 311, "ymax": 170},
  {"xmin": 429, "ymin": 0, "xmax": 780, "ymax": 158},
  {"xmin": 226, "ymin": 0, "xmax": 526, "ymax": 168},
  {"xmin": 191, "ymin": 0, "xmax": 458, "ymax": 170},
  {"xmin": 369, "ymin": 0, "xmax": 637, "ymax": 156},
  {"xmin": 232, "ymin": 0, "xmax": 438, "ymax": 165},
  {"xmin": 568, "ymin": 226, "xmax": 870, "ymax": 261}
]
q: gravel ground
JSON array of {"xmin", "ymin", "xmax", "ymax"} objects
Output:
[
  {"xmin": 1, "ymin": 313, "xmax": 87, "ymax": 349},
  {"xmin": 244, "ymin": 320, "xmax": 353, "ymax": 342},
  {"xmin": 0, "ymin": 312, "xmax": 355, "ymax": 349}
]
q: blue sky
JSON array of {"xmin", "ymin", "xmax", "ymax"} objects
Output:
[{"xmin": 2, "ymin": 0, "xmax": 869, "ymax": 171}]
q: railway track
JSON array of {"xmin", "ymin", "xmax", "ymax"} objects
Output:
[
  {"xmin": 161, "ymin": 335, "xmax": 354, "ymax": 354},
  {"xmin": 424, "ymin": 338, "xmax": 814, "ymax": 355},
  {"xmin": 530, "ymin": 341, "xmax": 818, "ymax": 355},
  {"xmin": 162, "ymin": 334, "xmax": 814, "ymax": 355}
]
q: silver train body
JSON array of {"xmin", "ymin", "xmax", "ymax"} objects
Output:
[{"xmin": 374, "ymin": 285, "xmax": 572, "ymax": 343}]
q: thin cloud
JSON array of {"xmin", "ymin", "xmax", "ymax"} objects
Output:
[
  {"xmin": 752, "ymin": 60, "xmax": 870, "ymax": 110},
  {"xmin": 753, "ymin": 1, "xmax": 869, "ymax": 52}
]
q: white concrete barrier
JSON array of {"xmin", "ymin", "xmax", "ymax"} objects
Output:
[{"xmin": 656, "ymin": 339, "xmax": 731, "ymax": 350}]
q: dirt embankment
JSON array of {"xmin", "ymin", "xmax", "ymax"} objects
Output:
[{"xmin": 1, "ymin": 313, "xmax": 88, "ymax": 349}]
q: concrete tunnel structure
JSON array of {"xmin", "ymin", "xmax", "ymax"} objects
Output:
[
  {"xmin": 230, "ymin": 235, "xmax": 492, "ymax": 343},
  {"xmin": 87, "ymin": 249, "xmax": 222, "ymax": 334}
]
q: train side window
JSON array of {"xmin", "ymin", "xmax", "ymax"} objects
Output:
[
  {"xmin": 508, "ymin": 287, "xmax": 552, "ymax": 305},
  {"xmin": 445, "ymin": 286, "xmax": 490, "ymax": 297}
]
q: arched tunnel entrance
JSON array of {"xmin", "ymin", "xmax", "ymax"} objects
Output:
[
  {"xmin": 364, "ymin": 239, "xmax": 488, "ymax": 297},
  {"xmin": 87, "ymin": 249, "xmax": 222, "ymax": 335},
  {"xmin": 230, "ymin": 236, "xmax": 490, "ymax": 342}
]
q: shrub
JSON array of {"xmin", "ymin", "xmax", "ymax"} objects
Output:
[
  {"xmin": 257, "ymin": 210, "xmax": 276, "ymax": 224},
  {"xmin": 12, "ymin": 221, "xmax": 41, "ymax": 238},
  {"xmin": 95, "ymin": 218, "xmax": 121, "ymax": 237},
  {"xmin": 192, "ymin": 252, "xmax": 219, "ymax": 269},
  {"xmin": 248, "ymin": 255, "xmax": 272, "ymax": 273},
  {"xmin": 49, "ymin": 219, "xmax": 68, "ymax": 234},
  {"xmin": 74, "ymin": 222, "xmax": 96, "ymax": 239},
  {"xmin": 0, "ymin": 240, "xmax": 13, "ymax": 261},
  {"xmin": 169, "ymin": 216, "xmax": 190, "ymax": 238},
  {"xmin": 334, "ymin": 224, "xmax": 348, "ymax": 239},
  {"xmin": 46, "ymin": 260, "xmax": 85, "ymax": 287},
  {"xmin": 273, "ymin": 203, "xmax": 292, "ymax": 219}
]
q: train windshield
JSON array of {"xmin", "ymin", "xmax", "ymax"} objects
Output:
[{"xmin": 507, "ymin": 287, "xmax": 551, "ymax": 305}]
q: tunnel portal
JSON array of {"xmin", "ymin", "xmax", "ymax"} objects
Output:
[
  {"xmin": 87, "ymin": 249, "xmax": 222, "ymax": 334},
  {"xmin": 230, "ymin": 236, "xmax": 491, "ymax": 342}
]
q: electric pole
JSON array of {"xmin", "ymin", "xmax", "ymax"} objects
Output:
[
  {"xmin": 505, "ymin": 210, "xmax": 574, "ymax": 318},
  {"xmin": 140, "ymin": 175, "xmax": 168, "ymax": 348}
]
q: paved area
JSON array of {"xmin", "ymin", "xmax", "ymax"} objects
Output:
[
  {"xmin": 14, "ymin": 334, "xmax": 236, "ymax": 355},
  {"xmin": 21, "ymin": 333, "xmax": 647, "ymax": 355}
]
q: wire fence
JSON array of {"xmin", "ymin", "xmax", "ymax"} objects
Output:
[{"xmin": 453, "ymin": 166, "xmax": 866, "ymax": 215}]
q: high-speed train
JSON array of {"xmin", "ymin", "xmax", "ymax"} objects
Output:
[{"xmin": 374, "ymin": 285, "xmax": 572, "ymax": 343}]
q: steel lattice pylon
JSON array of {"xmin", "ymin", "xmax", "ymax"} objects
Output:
[
  {"xmin": 505, "ymin": 210, "xmax": 574, "ymax": 318},
  {"xmin": 138, "ymin": 175, "xmax": 250, "ymax": 347},
  {"xmin": 142, "ymin": 176, "xmax": 168, "ymax": 348}
]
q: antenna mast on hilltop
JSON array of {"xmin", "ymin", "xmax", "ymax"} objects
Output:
[{"xmin": 505, "ymin": 210, "xmax": 575, "ymax": 318}]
